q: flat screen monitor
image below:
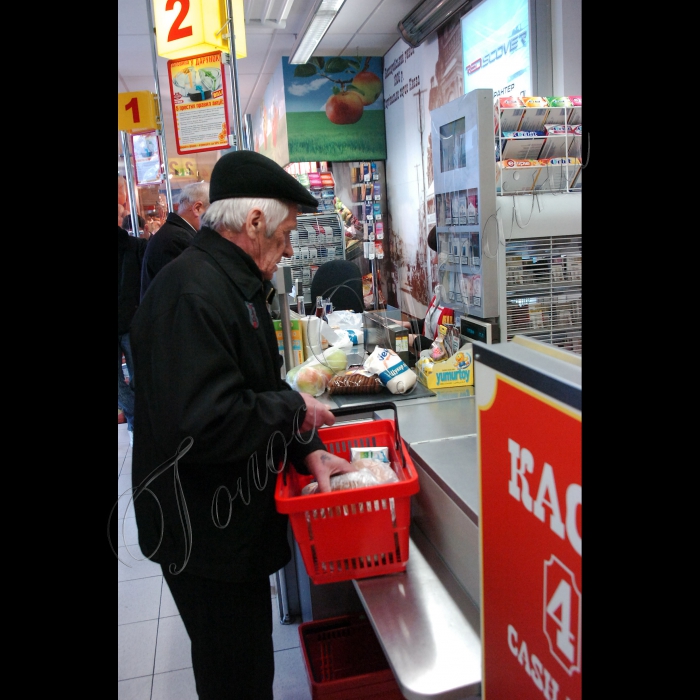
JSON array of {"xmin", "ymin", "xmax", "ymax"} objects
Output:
[{"xmin": 439, "ymin": 117, "xmax": 466, "ymax": 173}]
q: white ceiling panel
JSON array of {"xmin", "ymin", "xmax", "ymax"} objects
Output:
[{"xmin": 117, "ymin": 0, "xmax": 150, "ymax": 34}]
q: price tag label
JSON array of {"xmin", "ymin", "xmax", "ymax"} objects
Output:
[{"xmin": 118, "ymin": 91, "xmax": 158, "ymax": 133}]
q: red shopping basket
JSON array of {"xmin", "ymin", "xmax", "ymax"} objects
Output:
[
  {"xmin": 275, "ymin": 403, "xmax": 419, "ymax": 585},
  {"xmin": 298, "ymin": 614, "xmax": 404, "ymax": 699}
]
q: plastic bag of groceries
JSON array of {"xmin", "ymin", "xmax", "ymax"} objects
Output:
[
  {"xmin": 301, "ymin": 458, "xmax": 398, "ymax": 495},
  {"xmin": 286, "ymin": 346, "xmax": 348, "ymax": 397}
]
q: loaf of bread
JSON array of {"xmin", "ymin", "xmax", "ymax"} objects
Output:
[{"xmin": 327, "ymin": 370, "xmax": 383, "ymax": 395}]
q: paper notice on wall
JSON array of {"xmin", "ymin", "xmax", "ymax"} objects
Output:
[{"xmin": 168, "ymin": 51, "xmax": 230, "ymax": 155}]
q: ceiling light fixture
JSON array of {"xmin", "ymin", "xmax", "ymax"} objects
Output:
[
  {"xmin": 398, "ymin": 0, "xmax": 472, "ymax": 48},
  {"xmin": 289, "ymin": 0, "xmax": 347, "ymax": 64}
]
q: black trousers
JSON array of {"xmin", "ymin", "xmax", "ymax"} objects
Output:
[{"xmin": 162, "ymin": 566, "xmax": 274, "ymax": 700}]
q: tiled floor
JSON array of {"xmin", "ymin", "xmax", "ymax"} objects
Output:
[{"xmin": 117, "ymin": 423, "xmax": 313, "ymax": 700}]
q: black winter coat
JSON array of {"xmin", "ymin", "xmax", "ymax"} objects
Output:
[
  {"xmin": 130, "ymin": 226, "xmax": 325, "ymax": 582},
  {"xmin": 140, "ymin": 212, "xmax": 196, "ymax": 301},
  {"xmin": 118, "ymin": 226, "xmax": 147, "ymax": 335}
]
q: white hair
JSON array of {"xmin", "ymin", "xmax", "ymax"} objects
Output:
[
  {"xmin": 202, "ymin": 197, "xmax": 292, "ymax": 239},
  {"xmin": 177, "ymin": 182, "xmax": 210, "ymax": 212}
]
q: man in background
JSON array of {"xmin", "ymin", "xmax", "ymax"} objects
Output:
[
  {"xmin": 118, "ymin": 175, "xmax": 147, "ymax": 446},
  {"xmin": 122, "ymin": 213, "xmax": 150, "ymax": 240},
  {"xmin": 140, "ymin": 181, "xmax": 209, "ymax": 299}
]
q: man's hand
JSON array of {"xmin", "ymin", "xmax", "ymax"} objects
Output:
[
  {"xmin": 299, "ymin": 393, "xmax": 336, "ymax": 433},
  {"xmin": 303, "ymin": 450, "xmax": 358, "ymax": 493}
]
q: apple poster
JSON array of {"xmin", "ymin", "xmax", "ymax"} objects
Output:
[{"xmin": 282, "ymin": 56, "xmax": 387, "ymax": 163}]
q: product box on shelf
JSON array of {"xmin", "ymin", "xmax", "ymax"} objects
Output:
[
  {"xmin": 532, "ymin": 157, "xmax": 581, "ymax": 193},
  {"xmin": 495, "ymin": 95, "xmax": 526, "ymax": 133},
  {"xmin": 499, "ymin": 137, "xmax": 545, "ymax": 161},
  {"xmin": 518, "ymin": 96, "xmax": 550, "ymax": 131},
  {"xmin": 567, "ymin": 96, "xmax": 582, "ymax": 124},
  {"xmin": 415, "ymin": 342, "xmax": 474, "ymax": 389},
  {"xmin": 544, "ymin": 96, "xmax": 572, "ymax": 125},
  {"xmin": 496, "ymin": 159, "xmax": 542, "ymax": 194},
  {"xmin": 536, "ymin": 123, "xmax": 583, "ymax": 160},
  {"xmin": 273, "ymin": 319, "xmax": 304, "ymax": 367}
]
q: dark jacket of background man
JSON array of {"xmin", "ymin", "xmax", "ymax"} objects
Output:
[{"xmin": 118, "ymin": 226, "xmax": 147, "ymax": 335}]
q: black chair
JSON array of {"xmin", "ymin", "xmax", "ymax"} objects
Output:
[{"xmin": 309, "ymin": 259, "xmax": 364, "ymax": 313}]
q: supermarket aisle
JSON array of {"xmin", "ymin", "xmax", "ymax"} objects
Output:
[{"xmin": 117, "ymin": 423, "xmax": 313, "ymax": 700}]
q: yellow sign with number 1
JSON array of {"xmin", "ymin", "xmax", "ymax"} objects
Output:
[{"xmin": 118, "ymin": 91, "xmax": 159, "ymax": 133}]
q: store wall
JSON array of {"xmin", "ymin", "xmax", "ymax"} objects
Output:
[
  {"xmin": 551, "ymin": 0, "xmax": 581, "ymax": 95},
  {"xmin": 380, "ymin": 0, "xmax": 581, "ymax": 319},
  {"xmin": 381, "ymin": 15, "xmax": 466, "ymax": 319}
]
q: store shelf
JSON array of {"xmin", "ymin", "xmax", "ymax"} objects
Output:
[
  {"xmin": 495, "ymin": 96, "xmax": 583, "ymax": 196},
  {"xmin": 279, "ymin": 212, "xmax": 345, "ymax": 304}
]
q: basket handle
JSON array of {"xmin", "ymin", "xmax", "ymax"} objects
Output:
[{"xmin": 330, "ymin": 402, "xmax": 405, "ymax": 470}]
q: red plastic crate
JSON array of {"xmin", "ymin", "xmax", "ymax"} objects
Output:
[
  {"xmin": 275, "ymin": 404, "xmax": 419, "ymax": 584},
  {"xmin": 298, "ymin": 614, "xmax": 403, "ymax": 700}
]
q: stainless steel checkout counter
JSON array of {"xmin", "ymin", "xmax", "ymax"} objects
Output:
[
  {"xmin": 291, "ymin": 354, "xmax": 483, "ymax": 699},
  {"xmin": 272, "ymin": 275, "xmax": 483, "ymax": 699}
]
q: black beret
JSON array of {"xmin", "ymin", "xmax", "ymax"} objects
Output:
[
  {"xmin": 428, "ymin": 225, "xmax": 437, "ymax": 252},
  {"xmin": 209, "ymin": 150, "xmax": 318, "ymax": 209}
]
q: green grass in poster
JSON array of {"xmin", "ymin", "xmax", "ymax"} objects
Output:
[{"xmin": 287, "ymin": 111, "xmax": 387, "ymax": 162}]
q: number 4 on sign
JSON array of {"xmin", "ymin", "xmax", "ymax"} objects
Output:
[
  {"xmin": 118, "ymin": 91, "xmax": 158, "ymax": 133},
  {"xmin": 544, "ymin": 555, "xmax": 581, "ymax": 676}
]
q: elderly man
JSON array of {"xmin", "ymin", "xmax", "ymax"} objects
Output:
[
  {"xmin": 129, "ymin": 151, "xmax": 355, "ymax": 700},
  {"xmin": 140, "ymin": 180, "xmax": 210, "ymax": 299}
]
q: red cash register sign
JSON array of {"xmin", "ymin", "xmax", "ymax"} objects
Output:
[{"xmin": 479, "ymin": 377, "xmax": 581, "ymax": 700}]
